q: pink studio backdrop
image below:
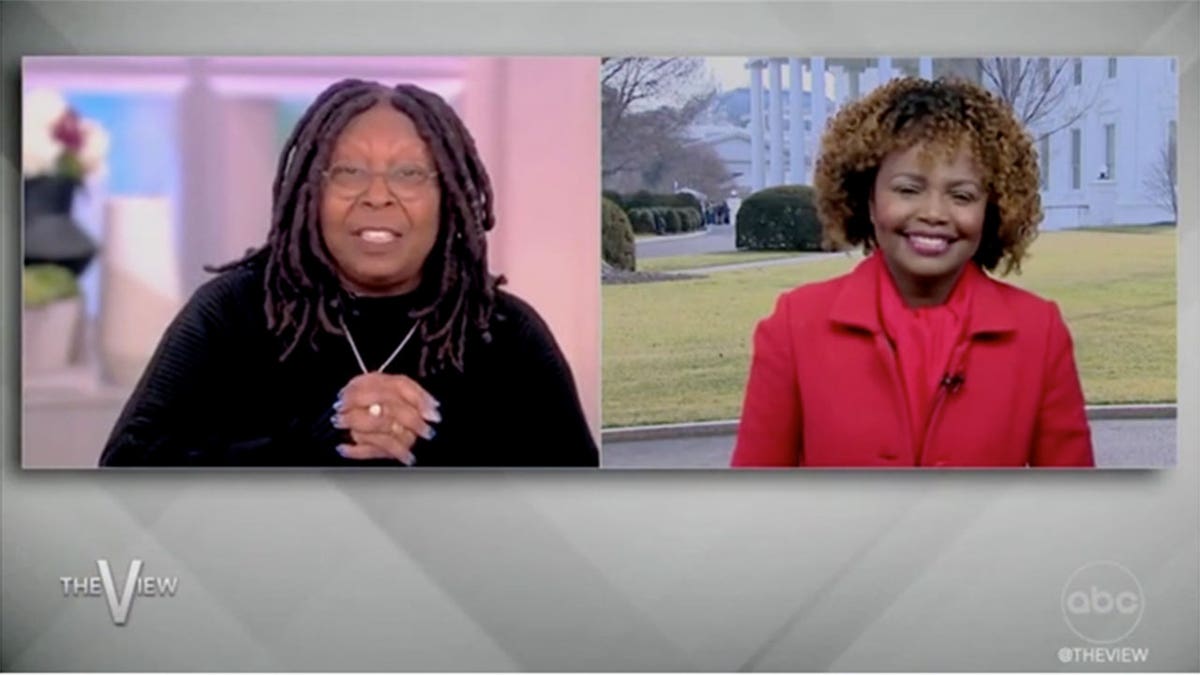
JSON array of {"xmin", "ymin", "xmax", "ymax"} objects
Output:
[{"xmin": 21, "ymin": 56, "xmax": 601, "ymax": 466}]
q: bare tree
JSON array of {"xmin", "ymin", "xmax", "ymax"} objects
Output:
[
  {"xmin": 977, "ymin": 57, "xmax": 1099, "ymax": 141},
  {"xmin": 603, "ymin": 95, "xmax": 716, "ymax": 179},
  {"xmin": 601, "ymin": 57, "xmax": 710, "ymax": 128},
  {"xmin": 602, "ymin": 57, "xmax": 717, "ymax": 181},
  {"xmin": 636, "ymin": 140, "xmax": 734, "ymax": 199},
  {"xmin": 1143, "ymin": 137, "xmax": 1178, "ymax": 222}
]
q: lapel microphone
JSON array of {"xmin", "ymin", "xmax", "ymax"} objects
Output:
[{"xmin": 940, "ymin": 372, "xmax": 966, "ymax": 394}]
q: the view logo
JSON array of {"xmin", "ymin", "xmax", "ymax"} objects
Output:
[{"xmin": 60, "ymin": 559, "xmax": 179, "ymax": 625}]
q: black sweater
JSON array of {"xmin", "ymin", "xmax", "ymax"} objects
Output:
[{"xmin": 99, "ymin": 262, "xmax": 599, "ymax": 467}]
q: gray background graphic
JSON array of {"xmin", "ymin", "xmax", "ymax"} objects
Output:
[{"xmin": 2, "ymin": 0, "xmax": 1197, "ymax": 671}]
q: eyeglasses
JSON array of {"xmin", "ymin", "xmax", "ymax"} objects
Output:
[{"xmin": 322, "ymin": 164, "xmax": 438, "ymax": 198}]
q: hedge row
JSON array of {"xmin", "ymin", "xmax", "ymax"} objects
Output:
[
  {"xmin": 604, "ymin": 190, "xmax": 702, "ymax": 212},
  {"xmin": 627, "ymin": 207, "xmax": 704, "ymax": 235},
  {"xmin": 605, "ymin": 190, "xmax": 704, "ymax": 234}
]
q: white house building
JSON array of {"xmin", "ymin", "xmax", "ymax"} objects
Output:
[
  {"xmin": 1030, "ymin": 57, "xmax": 1178, "ymax": 228},
  {"xmin": 689, "ymin": 56, "xmax": 1177, "ymax": 229}
]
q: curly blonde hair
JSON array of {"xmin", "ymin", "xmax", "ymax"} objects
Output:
[{"xmin": 813, "ymin": 76, "xmax": 1042, "ymax": 275}]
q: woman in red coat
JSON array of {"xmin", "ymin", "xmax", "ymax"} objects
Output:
[{"xmin": 732, "ymin": 77, "xmax": 1094, "ymax": 468}]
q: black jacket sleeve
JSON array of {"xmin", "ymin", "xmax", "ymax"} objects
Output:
[{"xmin": 98, "ymin": 271, "xmax": 341, "ymax": 467}]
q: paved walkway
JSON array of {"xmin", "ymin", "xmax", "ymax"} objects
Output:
[
  {"xmin": 636, "ymin": 225, "xmax": 736, "ymax": 258},
  {"xmin": 636, "ymin": 225, "xmax": 854, "ymax": 274},
  {"xmin": 601, "ymin": 418, "xmax": 1176, "ymax": 469},
  {"xmin": 672, "ymin": 252, "xmax": 847, "ymax": 275}
]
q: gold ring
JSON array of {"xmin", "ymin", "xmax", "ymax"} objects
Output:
[{"xmin": 368, "ymin": 403, "xmax": 383, "ymax": 417}]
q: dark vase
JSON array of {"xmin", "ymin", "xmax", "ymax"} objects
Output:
[
  {"xmin": 23, "ymin": 175, "xmax": 98, "ymax": 277},
  {"xmin": 25, "ymin": 175, "xmax": 80, "ymax": 218}
]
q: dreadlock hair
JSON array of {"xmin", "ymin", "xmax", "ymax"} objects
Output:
[{"xmin": 208, "ymin": 78, "xmax": 503, "ymax": 376}]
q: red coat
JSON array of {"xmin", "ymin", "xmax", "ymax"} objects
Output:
[{"xmin": 731, "ymin": 254, "xmax": 1094, "ymax": 468}]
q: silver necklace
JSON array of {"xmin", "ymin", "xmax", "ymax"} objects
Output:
[{"xmin": 340, "ymin": 318, "xmax": 421, "ymax": 374}]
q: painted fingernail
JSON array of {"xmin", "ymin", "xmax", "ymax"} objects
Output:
[
  {"xmin": 420, "ymin": 426, "xmax": 437, "ymax": 441},
  {"xmin": 333, "ymin": 396, "xmax": 345, "ymax": 412},
  {"xmin": 400, "ymin": 452, "xmax": 416, "ymax": 467},
  {"xmin": 336, "ymin": 444, "xmax": 349, "ymax": 457},
  {"xmin": 427, "ymin": 395, "xmax": 441, "ymax": 409},
  {"xmin": 423, "ymin": 408, "xmax": 442, "ymax": 424},
  {"xmin": 331, "ymin": 414, "xmax": 345, "ymax": 429}
]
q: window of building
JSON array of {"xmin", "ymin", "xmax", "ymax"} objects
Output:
[
  {"xmin": 1104, "ymin": 123, "xmax": 1117, "ymax": 180},
  {"xmin": 1073, "ymin": 58, "xmax": 1083, "ymax": 85},
  {"xmin": 1107, "ymin": 57, "xmax": 1118, "ymax": 78},
  {"xmin": 1071, "ymin": 128, "xmax": 1082, "ymax": 189},
  {"xmin": 1039, "ymin": 135, "xmax": 1050, "ymax": 189},
  {"xmin": 1037, "ymin": 57, "xmax": 1051, "ymax": 88}
]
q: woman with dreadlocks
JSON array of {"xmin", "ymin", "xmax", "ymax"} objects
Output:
[
  {"xmin": 731, "ymin": 77, "xmax": 1093, "ymax": 468},
  {"xmin": 100, "ymin": 79, "xmax": 599, "ymax": 467}
]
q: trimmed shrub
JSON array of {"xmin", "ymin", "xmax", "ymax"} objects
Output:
[
  {"xmin": 627, "ymin": 208, "xmax": 656, "ymax": 235},
  {"xmin": 673, "ymin": 208, "xmax": 690, "ymax": 232},
  {"xmin": 602, "ymin": 190, "xmax": 625, "ymax": 210},
  {"xmin": 664, "ymin": 208, "xmax": 683, "ymax": 234},
  {"xmin": 615, "ymin": 191, "xmax": 701, "ymax": 210},
  {"xmin": 622, "ymin": 190, "xmax": 655, "ymax": 209},
  {"xmin": 602, "ymin": 197, "xmax": 636, "ymax": 271},
  {"xmin": 651, "ymin": 209, "xmax": 667, "ymax": 234},
  {"xmin": 735, "ymin": 185, "xmax": 823, "ymax": 251},
  {"xmin": 618, "ymin": 191, "xmax": 703, "ymax": 229},
  {"xmin": 671, "ymin": 192, "xmax": 703, "ymax": 214},
  {"xmin": 672, "ymin": 208, "xmax": 688, "ymax": 232}
]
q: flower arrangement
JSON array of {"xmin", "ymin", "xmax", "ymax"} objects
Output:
[
  {"xmin": 21, "ymin": 89, "xmax": 111, "ymax": 373},
  {"xmin": 22, "ymin": 88, "xmax": 108, "ymax": 281},
  {"xmin": 22, "ymin": 88, "xmax": 109, "ymax": 181}
]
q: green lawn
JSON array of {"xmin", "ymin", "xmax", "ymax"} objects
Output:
[
  {"xmin": 639, "ymin": 251, "xmax": 811, "ymax": 272},
  {"xmin": 603, "ymin": 226, "xmax": 1177, "ymax": 428}
]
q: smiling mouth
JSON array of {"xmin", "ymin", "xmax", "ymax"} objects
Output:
[
  {"xmin": 355, "ymin": 228, "xmax": 401, "ymax": 244},
  {"xmin": 904, "ymin": 232, "xmax": 957, "ymax": 255}
]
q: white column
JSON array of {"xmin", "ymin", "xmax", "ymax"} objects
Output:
[
  {"xmin": 810, "ymin": 57, "xmax": 827, "ymax": 183},
  {"xmin": 832, "ymin": 66, "xmax": 850, "ymax": 107},
  {"xmin": 768, "ymin": 58, "xmax": 785, "ymax": 187},
  {"xmin": 826, "ymin": 61, "xmax": 840, "ymax": 114},
  {"xmin": 878, "ymin": 56, "xmax": 893, "ymax": 84},
  {"xmin": 919, "ymin": 56, "xmax": 934, "ymax": 80},
  {"xmin": 748, "ymin": 59, "xmax": 766, "ymax": 192},
  {"xmin": 788, "ymin": 57, "xmax": 805, "ymax": 185},
  {"xmin": 177, "ymin": 58, "xmax": 223, "ymax": 297}
]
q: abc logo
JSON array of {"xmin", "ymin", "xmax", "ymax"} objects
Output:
[
  {"xmin": 1065, "ymin": 586, "xmax": 1140, "ymax": 615},
  {"xmin": 1061, "ymin": 562, "xmax": 1144, "ymax": 644}
]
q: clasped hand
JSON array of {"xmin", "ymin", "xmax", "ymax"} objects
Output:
[{"xmin": 332, "ymin": 372, "xmax": 441, "ymax": 465}]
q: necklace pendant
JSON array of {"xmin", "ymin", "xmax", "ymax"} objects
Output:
[{"xmin": 341, "ymin": 318, "xmax": 421, "ymax": 375}]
